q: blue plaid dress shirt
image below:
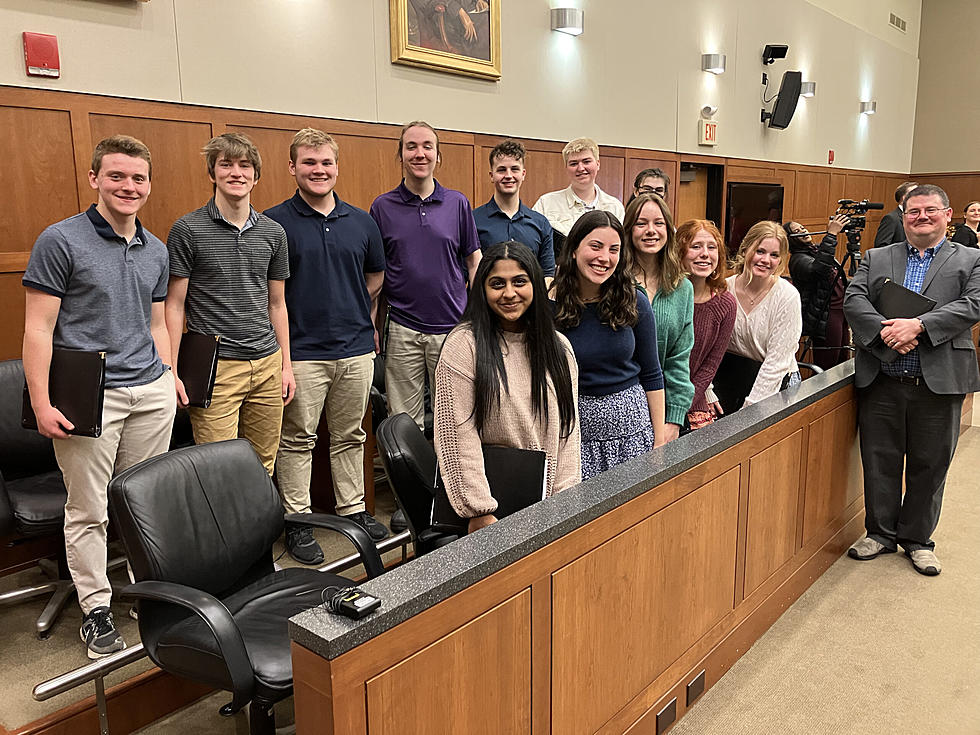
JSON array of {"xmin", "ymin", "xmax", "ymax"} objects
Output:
[{"xmin": 881, "ymin": 241, "xmax": 943, "ymax": 377}]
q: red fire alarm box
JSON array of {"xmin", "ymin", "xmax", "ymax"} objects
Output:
[{"xmin": 23, "ymin": 32, "xmax": 60, "ymax": 78}]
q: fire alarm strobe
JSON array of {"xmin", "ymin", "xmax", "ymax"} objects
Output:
[{"xmin": 23, "ymin": 32, "xmax": 60, "ymax": 78}]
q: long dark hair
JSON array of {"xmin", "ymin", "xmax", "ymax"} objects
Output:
[
  {"xmin": 553, "ymin": 210, "xmax": 638, "ymax": 330},
  {"xmin": 462, "ymin": 242, "xmax": 576, "ymax": 438}
]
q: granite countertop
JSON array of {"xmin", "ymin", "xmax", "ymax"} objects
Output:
[{"xmin": 290, "ymin": 361, "xmax": 855, "ymax": 660}]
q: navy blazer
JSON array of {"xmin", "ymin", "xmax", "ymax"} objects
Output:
[{"xmin": 843, "ymin": 240, "xmax": 980, "ymax": 393}]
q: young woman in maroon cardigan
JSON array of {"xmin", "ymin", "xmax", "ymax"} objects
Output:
[{"xmin": 675, "ymin": 220, "xmax": 736, "ymax": 429}]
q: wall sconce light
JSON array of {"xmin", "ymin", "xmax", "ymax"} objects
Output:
[
  {"xmin": 701, "ymin": 53, "xmax": 726, "ymax": 74},
  {"xmin": 800, "ymin": 81, "xmax": 816, "ymax": 98},
  {"xmin": 551, "ymin": 8, "xmax": 584, "ymax": 36},
  {"xmin": 860, "ymin": 100, "xmax": 877, "ymax": 115}
]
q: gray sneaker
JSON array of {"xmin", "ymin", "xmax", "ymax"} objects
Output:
[
  {"xmin": 847, "ymin": 537, "xmax": 894, "ymax": 561},
  {"xmin": 80, "ymin": 606, "xmax": 125, "ymax": 659},
  {"xmin": 906, "ymin": 549, "xmax": 941, "ymax": 576}
]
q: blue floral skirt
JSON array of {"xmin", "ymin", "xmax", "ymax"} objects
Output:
[{"xmin": 579, "ymin": 384, "xmax": 655, "ymax": 480}]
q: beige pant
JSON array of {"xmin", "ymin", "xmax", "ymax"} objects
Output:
[
  {"xmin": 276, "ymin": 353, "xmax": 374, "ymax": 515},
  {"xmin": 54, "ymin": 370, "xmax": 175, "ymax": 614},
  {"xmin": 385, "ymin": 320, "xmax": 446, "ymax": 431},
  {"xmin": 188, "ymin": 351, "xmax": 283, "ymax": 475}
]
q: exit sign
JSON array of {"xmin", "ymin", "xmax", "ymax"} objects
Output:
[{"xmin": 698, "ymin": 119, "xmax": 718, "ymax": 146}]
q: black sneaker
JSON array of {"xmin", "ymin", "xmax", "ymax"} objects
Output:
[
  {"xmin": 285, "ymin": 523, "xmax": 325, "ymax": 565},
  {"xmin": 390, "ymin": 508, "xmax": 408, "ymax": 533},
  {"xmin": 346, "ymin": 511, "xmax": 390, "ymax": 541},
  {"xmin": 80, "ymin": 606, "xmax": 125, "ymax": 659}
]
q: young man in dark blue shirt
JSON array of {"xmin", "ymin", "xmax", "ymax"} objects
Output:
[
  {"xmin": 473, "ymin": 139, "xmax": 555, "ymax": 285},
  {"xmin": 265, "ymin": 128, "xmax": 389, "ymax": 561}
]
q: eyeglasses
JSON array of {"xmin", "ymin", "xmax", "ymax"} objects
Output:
[
  {"xmin": 904, "ymin": 207, "xmax": 949, "ymax": 218},
  {"xmin": 637, "ymin": 186, "xmax": 667, "ymax": 197}
]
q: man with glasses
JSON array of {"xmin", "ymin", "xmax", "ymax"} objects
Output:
[
  {"xmin": 628, "ymin": 168, "xmax": 671, "ymax": 206},
  {"xmin": 844, "ymin": 184, "xmax": 980, "ymax": 577}
]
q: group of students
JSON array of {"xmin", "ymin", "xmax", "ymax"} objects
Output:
[
  {"xmin": 21, "ymin": 123, "xmax": 815, "ymax": 659},
  {"xmin": 436, "ymin": 142, "xmax": 809, "ymax": 530}
]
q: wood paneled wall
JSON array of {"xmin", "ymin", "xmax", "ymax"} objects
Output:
[
  {"xmin": 293, "ymin": 384, "xmax": 864, "ymax": 734},
  {"xmin": 0, "ymin": 84, "xmax": 958, "ymax": 360}
]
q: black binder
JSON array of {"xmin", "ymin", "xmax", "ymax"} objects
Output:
[
  {"xmin": 432, "ymin": 445, "xmax": 548, "ymax": 527},
  {"xmin": 876, "ymin": 279, "xmax": 936, "ymax": 319},
  {"xmin": 22, "ymin": 348, "xmax": 106, "ymax": 438},
  {"xmin": 712, "ymin": 351, "xmax": 762, "ymax": 416},
  {"xmin": 177, "ymin": 332, "xmax": 221, "ymax": 408}
]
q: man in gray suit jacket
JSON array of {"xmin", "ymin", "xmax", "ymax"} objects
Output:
[
  {"xmin": 873, "ymin": 181, "xmax": 917, "ymax": 248},
  {"xmin": 844, "ymin": 184, "xmax": 980, "ymax": 576}
]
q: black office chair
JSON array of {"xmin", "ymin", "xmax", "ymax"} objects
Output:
[
  {"xmin": 0, "ymin": 359, "xmax": 76, "ymax": 638},
  {"xmin": 376, "ymin": 413, "xmax": 460, "ymax": 556},
  {"xmin": 108, "ymin": 439, "xmax": 385, "ymax": 735}
]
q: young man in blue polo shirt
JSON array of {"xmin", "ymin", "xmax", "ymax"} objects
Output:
[
  {"xmin": 265, "ymin": 129, "xmax": 389, "ymax": 559},
  {"xmin": 370, "ymin": 121, "xmax": 482, "ymax": 431},
  {"xmin": 473, "ymin": 139, "xmax": 555, "ymax": 285},
  {"xmin": 23, "ymin": 135, "xmax": 176, "ymax": 658},
  {"xmin": 166, "ymin": 133, "xmax": 294, "ymax": 476}
]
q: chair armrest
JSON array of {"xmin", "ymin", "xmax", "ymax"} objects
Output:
[
  {"xmin": 287, "ymin": 513, "xmax": 386, "ymax": 579},
  {"xmin": 797, "ymin": 361, "xmax": 825, "ymax": 375},
  {"xmin": 0, "ymin": 473, "xmax": 15, "ymax": 538},
  {"xmin": 119, "ymin": 580, "xmax": 254, "ymax": 712}
]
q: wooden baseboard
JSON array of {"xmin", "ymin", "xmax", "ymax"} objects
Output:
[{"xmin": 9, "ymin": 668, "xmax": 211, "ymax": 735}]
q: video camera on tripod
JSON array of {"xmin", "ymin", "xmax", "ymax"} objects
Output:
[{"xmin": 834, "ymin": 199, "xmax": 884, "ymax": 260}]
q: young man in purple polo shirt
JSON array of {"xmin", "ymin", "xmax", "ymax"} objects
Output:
[
  {"xmin": 369, "ymin": 121, "xmax": 482, "ymax": 430},
  {"xmin": 265, "ymin": 128, "xmax": 389, "ymax": 560}
]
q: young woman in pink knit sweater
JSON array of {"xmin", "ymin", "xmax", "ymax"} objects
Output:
[{"xmin": 434, "ymin": 242, "xmax": 580, "ymax": 534}]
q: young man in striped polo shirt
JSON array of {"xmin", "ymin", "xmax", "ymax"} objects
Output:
[{"xmin": 165, "ymin": 133, "xmax": 295, "ymax": 474}]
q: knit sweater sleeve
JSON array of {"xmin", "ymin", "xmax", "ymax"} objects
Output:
[
  {"xmin": 745, "ymin": 280, "xmax": 802, "ymax": 405},
  {"xmin": 433, "ymin": 328, "xmax": 498, "ymax": 518},
  {"xmin": 690, "ymin": 292, "xmax": 736, "ymax": 413},
  {"xmin": 552, "ymin": 335, "xmax": 582, "ymax": 493},
  {"xmin": 656, "ymin": 280, "xmax": 696, "ymax": 425}
]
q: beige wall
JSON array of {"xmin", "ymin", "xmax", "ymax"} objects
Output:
[
  {"xmin": 911, "ymin": 0, "xmax": 979, "ymax": 173},
  {"xmin": 0, "ymin": 0, "xmax": 924, "ymax": 173}
]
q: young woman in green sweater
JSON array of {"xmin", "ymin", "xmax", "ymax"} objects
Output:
[{"xmin": 623, "ymin": 193, "xmax": 694, "ymax": 441}]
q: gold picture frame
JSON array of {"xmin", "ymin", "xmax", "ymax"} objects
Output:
[{"xmin": 390, "ymin": 0, "xmax": 501, "ymax": 81}]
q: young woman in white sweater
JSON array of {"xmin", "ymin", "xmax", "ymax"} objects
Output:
[
  {"xmin": 724, "ymin": 221, "xmax": 803, "ymax": 407},
  {"xmin": 434, "ymin": 241, "xmax": 580, "ymax": 534}
]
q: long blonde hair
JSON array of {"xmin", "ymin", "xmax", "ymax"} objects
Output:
[{"xmin": 734, "ymin": 221, "xmax": 789, "ymax": 284}]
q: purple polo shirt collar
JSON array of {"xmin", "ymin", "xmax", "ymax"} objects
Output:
[{"xmin": 396, "ymin": 179, "xmax": 447, "ymax": 204}]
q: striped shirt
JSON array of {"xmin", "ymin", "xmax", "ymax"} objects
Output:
[
  {"xmin": 167, "ymin": 199, "xmax": 289, "ymax": 360},
  {"xmin": 881, "ymin": 241, "xmax": 942, "ymax": 378}
]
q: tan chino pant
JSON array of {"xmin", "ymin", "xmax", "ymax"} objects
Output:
[
  {"xmin": 187, "ymin": 351, "xmax": 283, "ymax": 475},
  {"xmin": 54, "ymin": 370, "xmax": 175, "ymax": 614},
  {"xmin": 276, "ymin": 353, "xmax": 374, "ymax": 516},
  {"xmin": 385, "ymin": 320, "xmax": 446, "ymax": 431}
]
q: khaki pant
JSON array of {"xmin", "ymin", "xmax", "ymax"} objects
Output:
[
  {"xmin": 276, "ymin": 353, "xmax": 374, "ymax": 515},
  {"xmin": 188, "ymin": 351, "xmax": 283, "ymax": 475},
  {"xmin": 385, "ymin": 320, "xmax": 446, "ymax": 431},
  {"xmin": 54, "ymin": 370, "xmax": 175, "ymax": 614}
]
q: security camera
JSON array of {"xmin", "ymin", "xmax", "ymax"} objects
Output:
[
  {"xmin": 701, "ymin": 105, "xmax": 718, "ymax": 118},
  {"xmin": 762, "ymin": 44, "xmax": 788, "ymax": 65}
]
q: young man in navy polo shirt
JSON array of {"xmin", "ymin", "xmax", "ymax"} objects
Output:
[
  {"xmin": 266, "ymin": 129, "xmax": 389, "ymax": 559},
  {"xmin": 473, "ymin": 139, "xmax": 555, "ymax": 285},
  {"xmin": 370, "ymin": 121, "xmax": 482, "ymax": 430},
  {"xmin": 23, "ymin": 135, "xmax": 176, "ymax": 658}
]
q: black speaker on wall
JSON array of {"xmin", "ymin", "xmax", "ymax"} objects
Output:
[{"xmin": 761, "ymin": 70, "xmax": 802, "ymax": 129}]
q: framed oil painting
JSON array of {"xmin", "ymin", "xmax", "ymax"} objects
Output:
[{"xmin": 390, "ymin": 0, "xmax": 502, "ymax": 80}]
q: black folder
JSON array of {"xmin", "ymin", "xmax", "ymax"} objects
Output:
[
  {"xmin": 712, "ymin": 351, "xmax": 763, "ymax": 416},
  {"xmin": 22, "ymin": 348, "xmax": 106, "ymax": 438},
  {"xmin": 432, "ymin": 445, "xmax": 548, "ymax": 527},
  {"xmin": 177, "ymin": 332, "xmax": 221, "ymax": 408},
  {"xmin": 875, "ymin": 279, "xmax": 936, "ymax": 319}
]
